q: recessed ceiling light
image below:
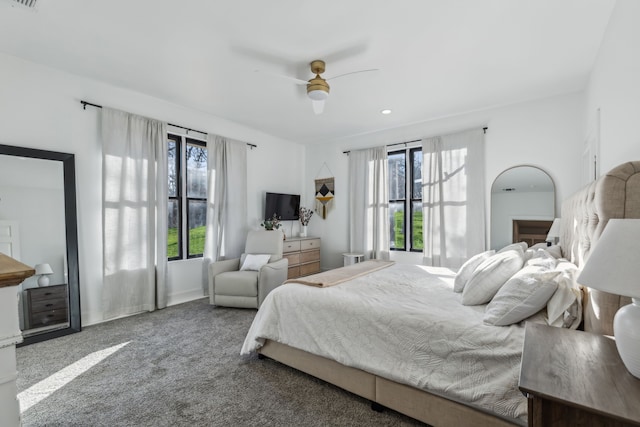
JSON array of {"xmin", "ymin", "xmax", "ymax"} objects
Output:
[{"xmin": 380, "ymin": 109, "xmax": 392, "ymax": 115}]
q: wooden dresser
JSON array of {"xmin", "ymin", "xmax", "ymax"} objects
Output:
[
  {"xmin": 283, "ymin": 236, "xmax": 321, "ymax": 279},
  {"xmin": 25, "ymin": 284, "xmax": 69, "ymax": 329},
  {"xmin": 519, "ymin": 323, "xmax": 640, "ymax": 426}
]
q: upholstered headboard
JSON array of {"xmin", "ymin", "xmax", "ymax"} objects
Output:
[{"xmin": 560, "ymin": 161, "xmax": 640, "ymax": 335}]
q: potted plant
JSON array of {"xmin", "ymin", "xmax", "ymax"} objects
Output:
[
  {"xmin": 261, "ymin": 213, "xmax": 282, "ymax": 231},
  {"xmin": 298, "ymin": 207, "xmax": 313, "ymax": 237}
]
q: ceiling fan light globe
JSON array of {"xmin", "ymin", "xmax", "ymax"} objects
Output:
[{"xmin": 308, "ymin": 89, "xmax": 329, "ymax": 101}]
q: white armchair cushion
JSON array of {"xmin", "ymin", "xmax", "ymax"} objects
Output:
[
  {"xmin": 215, "ymin": 271, "xmax": 259, "ymax": 297},
  {"xmin": 240, "ymin": 254, "xmax": 271, "ymax": 271}
]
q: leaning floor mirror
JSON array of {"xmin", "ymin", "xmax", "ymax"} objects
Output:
[
  {"xmin": 0, "ymin": 144, "xmax": 81, "ymax": 345},
  {"xmin": 490, "ymin": 165, "xmax": 555, "ymax": 250}
]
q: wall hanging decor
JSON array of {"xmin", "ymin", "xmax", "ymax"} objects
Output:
[
  {"xmin": 314, "ymin": 162, "xmax": 335, "ymax": 219},
  {"xmin": 315, "ymin": 177, "xmax": 334, "ymax": 219}
]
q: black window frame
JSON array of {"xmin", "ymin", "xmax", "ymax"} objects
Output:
[
  {"xmin": 388, "ymin": 147, "xmax": 423, "ymax": 253},
  {"xmin": 168, "ymin": 134, "xmax": 182, "ymax": 261},
  {"xmin": 388, "ymin": 149, "xmax": 407, "ymax": 251},
  {"xmin": 409, "ymin": 147, "xmax": 422, "ymax": 253},
  {"xmin": 168, "ymin": 133, "xmax": 207, "ymax": 261},
  {"xmin": 185, "ymin": 137, "xmax": 207, "ymax": 259}
]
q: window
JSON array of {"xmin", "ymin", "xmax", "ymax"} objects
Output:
[
  {"xmin": 388, "ymin": 147, "xmax": 422, "ymax": 251},
  {"xmin": 168, "ymin": 134, "xmax": 207, "ymax": 260}
]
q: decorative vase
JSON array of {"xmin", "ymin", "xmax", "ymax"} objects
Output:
[{"xmin": 300, "ymin": 225, "xmax": 307, "ymax": 237}]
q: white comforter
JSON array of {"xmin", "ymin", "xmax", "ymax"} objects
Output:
[{"xmin": 241, "ymin": 264, "xmax": 529, "ymax": 423}]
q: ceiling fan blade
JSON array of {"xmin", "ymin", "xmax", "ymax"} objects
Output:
[
  {"xmin": 254, "ymin": 69, "xmax": 309, "ymax": 85},
  {"xmin": 312, "ymin": 100, "xmax": 325, "ymax": 115},
  {"xmin": 327, "ymin": 69, "xmax": 379, "ymax": 81}
]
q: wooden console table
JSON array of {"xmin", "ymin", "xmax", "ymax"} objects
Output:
[{"xmin": 0, "ymin": 253, "xmax": 35, "ymax": 427}]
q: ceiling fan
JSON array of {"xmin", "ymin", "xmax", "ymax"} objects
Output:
[{"xmin": 258, "ymin": 60, "xmax": 378, "ymax": 114}]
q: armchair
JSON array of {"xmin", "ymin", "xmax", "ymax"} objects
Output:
[{"xmin": 209, "ymin": 230, "xmax": 288, "ymax": 308}]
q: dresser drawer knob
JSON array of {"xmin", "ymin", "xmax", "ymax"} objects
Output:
[
  {"xmin": 45, "ymin": 292, "xmax": 53, "ymax": 296},
  {"xmin": 45, "ymin": 303, "xmax": 53, "ymax": 307}
]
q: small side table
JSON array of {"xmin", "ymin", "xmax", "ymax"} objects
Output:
[
  {"xmin": 342, "ymin": 253, "xmax": 364, "ymax": 266},
  {"xmin": 519, "ymin": 322, "xmax": 640, "ymax": 426}
]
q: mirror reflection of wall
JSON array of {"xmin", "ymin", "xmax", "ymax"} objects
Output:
[
  {"xmin": 490, "ymin": 166, "xmax": 555, "ymax": 250},
  {"xmin": 0, "ymin": 154, "xmax": 67, "ymax": 331}
]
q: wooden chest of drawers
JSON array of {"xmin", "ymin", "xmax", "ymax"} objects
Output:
[
  {"xmin": 25, "ymin": 284, "xmax": 69, "ymax": 329},
  {"xmin": 283, "ymin": 237, "xmax": 321, "ymax": 279}
]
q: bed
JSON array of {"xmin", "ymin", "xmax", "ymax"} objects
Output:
[{"xmin": 241, "ymin": 161, "xmax": 640, "ymax": 427}]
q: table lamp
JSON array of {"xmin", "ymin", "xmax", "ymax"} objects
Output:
[
  {"xmin": 546, "ymin": 218, "xmax": 561, "ymax": 246},
  {"xmin": 34, "ymin": 263, "xmax": 53, "ymax": 287},
  {"xmin": 577, "ymin": 219, "xmax": 640, "ymax": 378}
]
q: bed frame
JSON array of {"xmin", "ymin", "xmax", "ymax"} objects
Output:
[{"xmin": 258, "ymin": 161, "xmax": 640, "ymax": 427}]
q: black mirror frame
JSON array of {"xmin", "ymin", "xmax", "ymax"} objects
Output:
[{"xmin": 0, "ymin": 144, "xmax": 81, "ymax": 345}]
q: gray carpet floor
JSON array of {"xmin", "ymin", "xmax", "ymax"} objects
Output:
[{"xmin": 16, "ymin": 298, "xmax": 424, "ymax": 426}]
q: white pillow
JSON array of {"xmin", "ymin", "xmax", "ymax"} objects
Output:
[
  {"xmin": 546, "ymin": 245, "xmax": 562, "ymax": 259},
  {"xmin": 546, "ymin": 260, "xmax": 582, "ymax": 329},
  {"xmin": 453, "ymin": 250, "xmax": 495, "ymax": 293},
  {"xmin": 529, "ymin": 242, "xmax": 562, "ymax": 259},
  {"xmin": 484, "ymin": 266, "xmax": 560, "ymax": 326},
  {"xmin": 240, "ymin": 254, "xmax": 271, "ymax": 271},
  {"xmin": 497, "ymin": 241, "xmax": 528, "ymax": 254},
  {"xmin": 525, "ymin": 249, "xmax": 558, "ymax": 270},
  {"xmin": 462, "ymin": 247, "xmax": 524, "ymax": 305}
]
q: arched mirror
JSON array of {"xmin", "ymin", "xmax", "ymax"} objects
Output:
[
  {"xmin": 0, "ymin": 144, "xmax": 80, "ymax": 345},
  {"xmin": 491, "ymin": 165, "xmax": 555, "ymax": 250}
]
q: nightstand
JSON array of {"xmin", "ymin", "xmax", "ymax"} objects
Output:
[
  {"xmin": 519, "ymin": 322, "xmax": 640, "ymax": 426},
  {"xmin": 342, "ymin": 252, "xmax": 364, "ymax": 266},
  {"xmin": 25, "ymin": 284, "xmax": 69, "ymax": 329}
]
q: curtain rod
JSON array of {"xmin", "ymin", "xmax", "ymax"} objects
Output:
[
  {"xmin": 342, "ymin": 127, "xmax": 488, "ymax": 154},
  {"xmin": 80, "ymin": 100, "xmax": 258, "ymax": 149}
]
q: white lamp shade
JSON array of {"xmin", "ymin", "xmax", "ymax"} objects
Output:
[
  {"xmin": 577, "ymin": 219, "xmax": 640, "ymax": 298},
  {"xmin": 546, "ymin": 218, "xmax": 561, "ymax": 240},
  {"xmin": 34, "ymin": 263, "xmax": 53, "ymax": 275}
]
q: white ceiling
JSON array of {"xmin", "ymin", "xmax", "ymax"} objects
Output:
[{"xmin": 0, "ymin": 0, "xmax": 615, "ymax": 144}]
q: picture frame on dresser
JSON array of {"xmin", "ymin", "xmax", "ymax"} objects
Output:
[{"xmin": 0, "ymin": 144, "xmax": 81, "ymax": 346}]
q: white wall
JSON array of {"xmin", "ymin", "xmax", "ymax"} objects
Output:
[
  {"xmin": 584, "ymin": 0, "xmax": 640, "ymax": 173},
  {"xmin": 0, "ymin": 52, "xmax": 304, "ymax": 325},
  {"xmin": 305, "ymin": 92, "xmax": 583, "ymax": 270}
]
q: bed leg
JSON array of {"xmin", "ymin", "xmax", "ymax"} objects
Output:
[{"xmin": 371, "ymin": 402, "xmax": 386, "ymax": 413}]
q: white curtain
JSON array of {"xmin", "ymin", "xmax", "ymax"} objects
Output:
[
  {"xmin": 102, "ymin": 107, "xmax": 168, "ymax": 320},
  {"xmin": 348, "ymin": 146, "xmax": 390, "ymax": 260},
  {"xmin": 422, "ymin": 128, "xmax": 485, "ymax": 268},
  {"xmin": 202, "ymin": 135, "xmax": 248, "ymax": 292}
]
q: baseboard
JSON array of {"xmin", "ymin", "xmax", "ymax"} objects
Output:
[
  {"xmin": 167, "ymin": 289, "xmax": 205, "ymax": 307},
  {"xmin": 81, "ymin": 290, "xmax": 205, "ymax": 327}
]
